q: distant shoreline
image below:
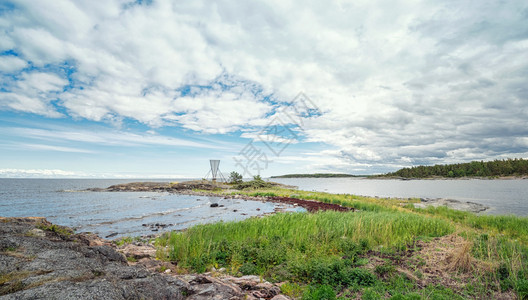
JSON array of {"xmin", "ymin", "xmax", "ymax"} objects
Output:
[
  {"xmin": 270, "ymin": 173, "xmax": 366, "ymax": 178},
  {"xmin": 270, "ymin": 174, "xmax": 528, "ymax": 180},
  {"xmin": 370, "ymin": 175, "xmax": 528, "ymax": 180}
]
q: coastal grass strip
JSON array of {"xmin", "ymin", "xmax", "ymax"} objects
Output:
[
  {"xmin": 203, "ymin": 187, "xmax": 528, "ymax": 245},
  {"xmin": 157, "ymin": 210, "xmax": 454, "ymax": 274},
  {"xmin": 180, "ymin": 187, "xmax": 528, "ymax": 298}
]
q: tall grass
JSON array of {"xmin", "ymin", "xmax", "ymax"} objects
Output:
[
  {"xmin": 184, "ymin": 187, "xmax": 528, "ymax": 298},
  {"xmin": 224, "ymin": 187, "xmax": 528, "ymax": 245},
  {"xmin": 158, "ymin": 210, "xmax": 453, "ymax": 277},
  {"xmin": 413, "ymin": 206, "xmax": 528, "ymax": 245}
]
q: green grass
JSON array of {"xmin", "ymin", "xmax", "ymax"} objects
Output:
[
  {"xmin": 113, "ymin": 236, "xmax": 150, "ymax": 246},
  {"xmin": 411, "ymin": 206, "xmax": 528, "ymax": 245},
  {"xmin": 160, "ymin": 187, "xmax": 528, "ymax": 299},
  {"xmin": 36, "ymin": 223, "xmax": 73, "ymax": 237},
  {"xmin": 157, "ymin": 210, "xmax": 453, "ymax": 277}
]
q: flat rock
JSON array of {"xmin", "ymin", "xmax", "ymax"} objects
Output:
[
  {"xmin": 414, "ymin": 198, "xmax": 489, "ymax": 213},
  {"xmin": 187, "ymin": 275, "xmax": 243, "ymax": 300},
  {"xmin": 118, "ymin": 244, "xmax": 156, "ymax": 259},
  {"xmin": 0, "ymin": 217, "xmax": 186, "ymax": 299}
]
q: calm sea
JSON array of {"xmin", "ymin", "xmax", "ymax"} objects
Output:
[
  {"xmin": 272, "ymin": 177, "xmax": 528, "ymax": 216},
  {"xmin": 0, "ymin": 178, "xmax": 302, "ymax": 238}
]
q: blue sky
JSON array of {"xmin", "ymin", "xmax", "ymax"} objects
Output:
[{"xmin": 1, "ymin": 0, "xmax": 528, "ymax": 178}]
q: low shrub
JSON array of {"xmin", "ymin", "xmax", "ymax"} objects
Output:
[
  {"xmin": 280, "ymin": 282, "xmax": 303, "ymax": 299},
  {"xmin": 239, "ymin": 262, "xmax": 257, "ymax": 275},
  {"xmin": 302, "ymin": 284, "xmax": 336, "ymax": 300},
  {"xmin": 516, "ymin": 279, "xmax": 528, "ymax": 299}
]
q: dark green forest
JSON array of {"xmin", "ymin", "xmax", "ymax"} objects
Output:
[
  {"xmin": 271, "ymin": 173, "xmax": 359, "ymax": 178},
  {"xmin": 383, "ymin": 158, "xmax": 528, "ymax": 178}
]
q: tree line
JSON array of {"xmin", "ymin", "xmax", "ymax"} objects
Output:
[
  {"xmin": 271, "ymin": 173, "xmax": 359, "ymax": 178},
  {"xmin": 383, "ymin": 158, "xmax": 528, "ymax": 178}
]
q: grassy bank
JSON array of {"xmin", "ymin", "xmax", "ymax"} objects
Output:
[{"xmin": 155, "ymin": 187, "xmax": 528, "ymax": 299}]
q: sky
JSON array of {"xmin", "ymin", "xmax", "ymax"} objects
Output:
[{"xmin": 1, "ymin": 0, "xmax": 527, "ymax": 178}]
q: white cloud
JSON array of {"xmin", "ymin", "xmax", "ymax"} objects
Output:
[
  {"xmin": 0, "ymin": 55, "xmax": 27, "ymax": 72},
  {"xmin": 20, "ymin": 143, "xmax": 95, "ymax": 153},
  {"xmin": 1, "ymin": 0, "xmax": 528, "ymax": 172},
  {"xmin": 0, "ymin": 168, "xmax": 191, "ymax": 178},
  {"xmin": 7, "ymin": 126, "xmax": 226, "ymax": 149},
  {"xmin": 0, "ymin": 71, "xmax": 67, "ymax": 117},
  {"xmin": 0, "ymin": 168, "xmax": 82, "ymax": 178}
]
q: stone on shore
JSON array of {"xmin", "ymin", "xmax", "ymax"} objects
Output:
[{"xmin": 414, "ymin": 198, "xmax": 489, "ymax": 213}]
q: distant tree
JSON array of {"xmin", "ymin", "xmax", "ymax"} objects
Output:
[
  {"xmin": 253, "ymin": 175, "xmax": 263, "ymax": 181},
  {"xmin": 228, "ymin": 171, "xmax": 243, "ymax": 184}
]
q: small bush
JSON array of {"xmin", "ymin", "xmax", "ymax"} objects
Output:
[
  {"xmin": 239, "ymin": 262, "xmax": 258, "ymax": 275},
  {"xmin": 346, "ymin": 268, "xmax": 377, "ymax": 286},
  {"xmin": 375, "ymin": 262, "xmax": 396, "ymax": 277},
  {"xmin": 362, "ymin": 288, "xmax": 382, "ymax": 300},
  {"xmin": 266, "ymin": 264, "xmax": 293, "ymax": 282},
  {"xmin": 389, "ymin": 293, "xmax": 421, "ymax": 300},
  {"xmin": 516, "ymin": 279, "xmax": 528, "ymax": 300},
  {"xmin": 497, "ymin": 263, "xmax": 509, "ymax": 280},
  {"xmin": 36, "ymin": 223, "xmax": 72, "ymax": 237},
  {"xmin": 189, "ymin": 255, "xmax": 207, "ymax": 273},
  {"xmin": 234, "ymin": 177, "xmax": 273, "ymax": 190},
  {"xmin": 303, "ymin": 284, "xmax": 336, "ymax": 300},
  {"xmin": 309, "ymin": 258, "xmax": 376, "ymax": 287},
  {"xmin": 280, "ymin": 282, "xmax": 303, "ymax": 298}
]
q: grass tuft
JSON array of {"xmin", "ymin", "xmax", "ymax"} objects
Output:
[{"xmin": 447, "ymin": 241, "xmax": 474, "ymax": 272}]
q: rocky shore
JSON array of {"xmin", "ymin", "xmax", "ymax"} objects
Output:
[
  {"xmin": 86, "ymin": 180, "xmax": 294, "ymax": 193},
  {"xmin": 0, "ymin": 217, "xmax": 291, "ymax": 299}
]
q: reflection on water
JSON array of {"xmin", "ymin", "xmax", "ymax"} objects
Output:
[{"xmin": 272, "ymin": 177, "xmax": 528, "ymax": 216}]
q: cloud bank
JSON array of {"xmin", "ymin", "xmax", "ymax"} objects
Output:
[{"xmin": 1, "ymin": 0, "xmax": 527, "ymax": 173}]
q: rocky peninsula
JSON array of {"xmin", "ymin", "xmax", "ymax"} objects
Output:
[
  {"xmin": 87, "ymin": 180, "xmax": 356, "ymax": 213},
  {"xmin": 88, "ymin": 180, "xmax": 488, "ymax": 214}
]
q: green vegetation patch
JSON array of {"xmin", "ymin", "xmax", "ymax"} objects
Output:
[
  {"xmin": 233, "ymin": 175, "xmax": 274, "ymax": 190},
  {"xmin": 412, "ymin": 206, "xmax": 528, "ymax": 245},
  {"xmin": 36, "ymin": 223, "xmax": 73, "ymax": 237},
  {"xmin": 157, "ymin": 210, "xmax": 453, "ymax": 282},
  {"xmin": 161, "ymin": 186, "xmax": 528, "ymax": 298}
]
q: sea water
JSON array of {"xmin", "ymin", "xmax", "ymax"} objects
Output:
[{"xmin": 0, "ymin": 179, "xmax": 303, "ymax": 238}]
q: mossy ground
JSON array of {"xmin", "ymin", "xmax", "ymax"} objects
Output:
[{"xmin": 155, "ymin": 187, "xmax": 528, "ymax": 299}]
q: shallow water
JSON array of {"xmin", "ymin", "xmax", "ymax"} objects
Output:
[
  {"xmin": 271, "ymin": 177, "xmax": 528, "ymax": 216},
  {"xmin": 0, "ymin": 179, "xmax": 303, "ymax": 238}
]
